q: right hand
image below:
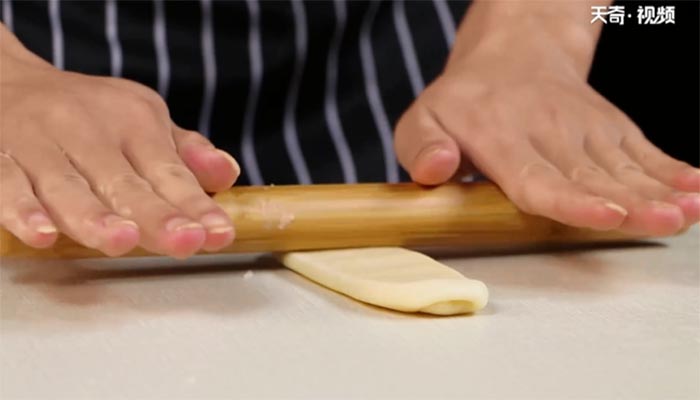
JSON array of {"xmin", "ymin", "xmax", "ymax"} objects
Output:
[{"xmin": 0, "ymin": 26, "xmax": 240, "ymax": 258}]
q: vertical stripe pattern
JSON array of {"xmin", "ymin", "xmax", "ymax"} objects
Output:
[
  {"xmin": 48, "ymin": 0, "xmax": 63, "ymax": 69},
  {"xmin": 393, "ymin": 0, "xmax": 425, "ymax": 96},
  {"xmin": 359, "ymin": 0, "xmax": 399, "ymax": 183},
  {"xmin": 241, "ymin": 0, "xmax": 264, "ymax": 185},
  {"xmin": 324, "ymin": 0, "xmax": 357, "ymax": 183},
  {"xmin": 7, "ymin": 1, "xmax": 471, "ymax": 184},
  {"xmin": 283, "ymin": 0, "xmax": 312, "ymax": 184},
  {"xmin": 105, "ymin": 0, "xmax": 122, "ymax": 77},
  {"xmin": 2, "ymin": 0, "xmax": 13, "ymax": 32},
  {"xmin": 198, "ymin": 0, "xmax": 216, "ymax": 138},
  {"xmin": 433, "ymin": 0, "xmax": 456, "ymax": 47},
  {"xmin": 153, "ymin": 0, "xmax": 170, "ymax": 98}
]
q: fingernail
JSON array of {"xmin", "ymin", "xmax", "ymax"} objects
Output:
[
  {"xmin": 36, "ymin": 226, "xmax": 57, "ymax": 234},
  {"xmin": 27, "ymin": 213, "xmax": 57, "ymax": 234},
  {"xmin": 604, "ymin": 202, "xmax": 628, "ymax": 216},
  {"xmin": 166, "ymin": 217, "xmax": 203, "ymax": 232},
  {"xmin": 112, "ymin": 219, "xmax": 139, "ymax": 230},
  {"xmin": 200, "ymin": 213, "xmax": 233, "ymax": 234},
  {"xmin": 216, "ymin": 149, "xmax": 240, "ymax": 175}
]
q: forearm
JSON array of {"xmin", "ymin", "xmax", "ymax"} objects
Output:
[{"xmin": 447, "ymin": 0, "xmax": 614, "ymax": 77}]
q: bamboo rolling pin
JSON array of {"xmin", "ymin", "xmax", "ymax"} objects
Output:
[{"xmin": 0, "ymin": 182, "xmax": 648, "ymax": 259}]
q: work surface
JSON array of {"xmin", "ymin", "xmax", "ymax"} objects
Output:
[{"xmin": 2, "ymin": 227, "xmax": 699, "ymax": 399}]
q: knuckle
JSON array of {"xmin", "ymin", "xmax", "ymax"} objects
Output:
[
  {"xmin": 613, "ymin": 162, "xmax": 643, "ymax": 175},
  {"xmin": 38, "ymin": 172, "xmax": 91, "ymax": 194},
  {"xmin": 394, "ymin": 106, "xmax": 433, "ymax": 144},
  {"xmin": 586, "ymin": 112, "xmax": 612, "ymax": 135},
  {"xmin": 626, "ymin": 142, "xmax": 655, "ymax": 164},
  {"xmin": 0, "ymin": 195, "xmax": 36, "ymax": 220},
  {"xmin": 181, "ymin": 129, "xmax": 213, "ymax": 147},
  {"xmin": 98, "ymin": 173, "xmax": 153, "ymax": 198},
  {"xmin": 2, "ymin": 198, "xmax": 40, "ymax": 226},
  {"xmin": 509, "ymin": 186, "xmax": 535, "ymax": 214},
  {"xmin": 111, "ymin": 78, "xmax": 166, "ymax": 106},
  {"xmin": 120, "ymin": 96, "xmax": 159, "ymax": 122},
  {"xmin": 548, "ymin": 195, "xmax": 569, "ymax": 220},
  {"xmin": 179, "ymin": 193, "xmax": 216, "ymax": 212},
  {"xmin": 145, "ymin": 93, "xmax": 169, "ymax": 114},
  {"xmin": 151, "ymin": 163, "xmax": 197, "ymax": 183},
  {"xmin": 0, "ymin": 151, "xmax": 14, "ymax": 162},
  {"xmin": 518, "ymin": 161, "xmax": 554, "ymax": 180},
  {"xmin": 414, "ymin": 110, "xmax": 439, "ymax": 132},
  {"xmin": 61, "ymin": 172, "xmax": 90, "ymax": 186},
  {"xmin": 115, "ymin": 85, "xmax": 169, "ymax": 119},
  {"xmin": 569, "ymin": 164, "xmax": 605, "ymax": 182},
  {"xmin": 13, "ymin": 194, "xmax": 37, "ymax": 209},
  {"xmin": 511, "ymin": 162, "xmax": 558, "ymax": 211},
  {"xmin": 0, "ymin": 153, "xmax": 17, "ymax": 178},
  {"xmin": 613, "ymin": 111, "xmax": 643, "ymax": 135}
]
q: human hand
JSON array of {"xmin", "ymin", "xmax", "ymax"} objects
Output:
[
  {"xmin": 394, "ymin": 4, "xmax": 699, "ymax": 235},
  {"xmin": 0, "ymin": 26, "xmax": 239, "ymax": 258}
]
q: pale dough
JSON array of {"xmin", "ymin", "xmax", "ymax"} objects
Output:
[{"xmin": 280, "ymin": 247, "xmax": 488, "ymax": 315}]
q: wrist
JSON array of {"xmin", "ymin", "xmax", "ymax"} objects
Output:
[{"xmin": 446, "ymin": 1, "xmax": 604, "ymax": 78}]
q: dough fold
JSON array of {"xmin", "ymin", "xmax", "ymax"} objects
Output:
[{"xmin": 280, "ymin": 247, "xmax": 488, "ymax": 315}]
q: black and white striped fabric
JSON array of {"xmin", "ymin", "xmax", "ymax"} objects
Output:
[{"xmin": 1, "ymin": 0, "xmax": 471, "ymax": 185}]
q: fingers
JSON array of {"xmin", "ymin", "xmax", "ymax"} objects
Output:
[
  {"xmin": 9, "ymin": 136, "xmax": 140, "ymax": 257},
  {"xmin": 64, "ymin": 139, "xmax": 209, "ymax": 258},
  {"xmin": 0, "ymin": 152, "xmax": 58, "ymax": 248},
  {"xmin": 123, "ymin": 129, "xmax": 235, "ymax": 253},
  {"xmin": 463, "ymin": 135, "xmax": 628, "ymax": 230},
  {"xmin": 38, "ymin": 102, "xmax": 215, "ymax": 258},
  {"xmin": 529, "ymin": 130, "xmax": 685, "ymax": 235},
  {"xmin": 514, "ymin": 164, "xmax": 630, "ymax": 230},
  {"xmin": 2, "ymin": 71, "xmax": 239, "ymax": 257},
  {"xmin": 621, "ymin": 132, "xmax": 700, "ymax": 192},
  {"xmin": 586, "ymin": 135, "xmax": 699, "ymax": 226},
  {"xmin": 393, "ymin": 73, "xmax": 695, "ymax": 235},
  {"xmin": 567, "ymin": 163, "xmax": 684, "ymax": 235},
  {"xmin": 394, "ymin": 105, "xmax": 461, "ymax": 186},
  {"xmin": 172, "ymin": 125, "xmax": 240, "ymax": 193}
]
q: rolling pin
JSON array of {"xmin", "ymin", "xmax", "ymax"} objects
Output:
[{"xmin": 0, "ymin": 182, "xmax": 647, "ymax": 259}]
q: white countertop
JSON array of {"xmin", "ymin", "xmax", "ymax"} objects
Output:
[{"xmin": 2, "ymin": 226, "xmax": 699, "ymax": 399}]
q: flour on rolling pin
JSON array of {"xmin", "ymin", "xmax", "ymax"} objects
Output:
[
  {"xmin": 280, "ymin": 247, "xmax": 488, "ymax": 316},
  {"xmin": 251, "ymin": 198, "xmax": 296, "ymax": 230}
]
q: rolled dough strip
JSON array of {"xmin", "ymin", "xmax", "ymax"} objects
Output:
[{"xmin": 280, "ymin": 247, "xmax": 488, "ymax": 315}]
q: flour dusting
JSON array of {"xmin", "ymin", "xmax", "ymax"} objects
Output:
[{"xmin": 277, "ymin": 213, "xmax": 295, "ymax": 229}]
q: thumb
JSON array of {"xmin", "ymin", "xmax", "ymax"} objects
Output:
[
  {"xmin": 171, "ymin": 124, "xmax": 240, "ymax": 193},
  {"xmin": 394, "ymin": 105, "xmax": 461, "ymax": 186}
]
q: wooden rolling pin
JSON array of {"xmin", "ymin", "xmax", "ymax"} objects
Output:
[{"xmin": 0, "ymin": 182, "xmax": 647, "ymax": 259}]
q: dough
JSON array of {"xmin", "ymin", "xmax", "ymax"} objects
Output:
[{"xmin": 280, "ymin": 247, "xmax": 488, "ymax": 315}]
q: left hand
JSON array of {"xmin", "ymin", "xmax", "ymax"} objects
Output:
[{"xmin": 394, "ymin": 5, "xmax": 699, "ymax": 236}]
